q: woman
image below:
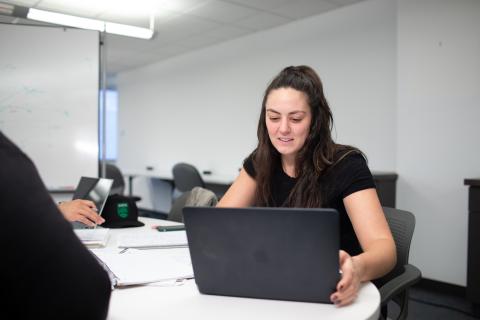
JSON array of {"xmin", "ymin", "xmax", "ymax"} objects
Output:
[{"xmin": 218, "ymin": 65, "xmax": 396, "ymax": 306}]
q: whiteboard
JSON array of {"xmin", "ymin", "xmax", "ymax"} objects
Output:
[{"xmin": 0, "ymin": 24, "xmax": 99, "ymax": 190}]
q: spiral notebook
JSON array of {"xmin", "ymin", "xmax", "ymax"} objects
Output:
[{"xmin": 74, "ymin": 228, "xmax": 110, "ymax": 248}]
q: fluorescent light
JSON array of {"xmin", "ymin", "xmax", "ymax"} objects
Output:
[
  {"xmin": 105, "ymin": 22, "xmax": 153, "ymax": 39},
  {"xmin": 27, "ymin": 8, "xmax": 154, "ymax": 39},
  {"xmin": 28, "ymin": 8, "xmax": 104, "ymax": 31}
]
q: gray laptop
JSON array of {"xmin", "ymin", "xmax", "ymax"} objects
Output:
[
  {"xmin": 183, "ymin": 207, "xmax": 340, "ymax": 303},
  {"xmin": 71, "ymin": 177, "xmax": 113, "ymax": 229}
]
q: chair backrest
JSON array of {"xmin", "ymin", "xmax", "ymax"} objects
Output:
[
  {"xmin": 168, "ymin": 187, "xmax": 218, "ymax": 222},
  {"xmin": 172, "ymin": 162, "xmax": 205, "ymax": 193},
  {"xmin": 382, "ymin": 207, "xmax": 416, "ymax": 283},
  {"xmin": 105, "ymin": 163, "xmax": 125, "ymax": 195},
  {"xmin": 378, "ymin": 207, "xmax": 419, "ymax": 320},
  {"xmin": 168, "ymin": 191, "xmax": 191, "ymax": 223}
]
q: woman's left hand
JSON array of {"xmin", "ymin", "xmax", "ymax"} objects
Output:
[{"xmin": 330, "ymin": 250, "xmax": 362, "ymax": 307}]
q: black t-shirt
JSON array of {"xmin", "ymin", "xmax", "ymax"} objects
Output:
[
  {"xmin": 0, "ymin": 131, "xmax": 111, "ymax": 319},
  {"xmin": 243, "ymin": 151, "xmax": 376, "ymax": 255}
]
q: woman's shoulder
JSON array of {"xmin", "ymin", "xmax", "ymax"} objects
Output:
[
  {"xmin": 331, "ymin": 146, "xmax": 368, "ymax": 171},
  {"xmin": 319, "ymin": 146, "xmax": 370, "ymax": 183},
  {"xmin": 323, "ymin": 146, "xmax": 374, "ymax": 199}
]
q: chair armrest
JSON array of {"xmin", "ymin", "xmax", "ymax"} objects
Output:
[{"xmin": 379, "ymin": 264, "xmax": 422, "ymax": 306}]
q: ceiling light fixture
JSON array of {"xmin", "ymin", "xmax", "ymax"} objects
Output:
[{"xmin": 26, "ymin": 8, "xmax": 154, "ymax": 39}]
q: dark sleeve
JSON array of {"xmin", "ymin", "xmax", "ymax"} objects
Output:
[
  {"xmin": 0, "ymin": 132, "xmax": 111, "ymax": 320},
  {"xmin": 242, "ymin": 152, "xmax": 256, "ymax": 178},
  {"xmin": 332, "ymin": 153, "xmax": 376, "ymax": 200}
]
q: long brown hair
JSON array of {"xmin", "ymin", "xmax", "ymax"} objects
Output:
[{"xmin": 253, "ymin": 65, "xmax": 360, "ymax": 207}]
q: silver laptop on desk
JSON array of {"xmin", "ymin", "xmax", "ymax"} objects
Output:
[
  {"xmin": 71, "ymin": 177, "xmax": 113, "ymax": 229},
  {"xmin": 183, "ymin": 207, "xmax": 340, "ymax": 303}
]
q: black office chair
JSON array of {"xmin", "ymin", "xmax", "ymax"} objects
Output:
[
  {"xmin": 105, "ymin": 163, "xmax": 141, "ymax": 201},
  {"xmin": 377, "ymin": 207, "xmax": 422, "ymax": 320},
  {"xmin": 172, "ymin": 162, "xmax": 205, "ymax": 193}
]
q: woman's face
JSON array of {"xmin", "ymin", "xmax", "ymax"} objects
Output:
[{"xmin": 265, "ymin": 87, "xmax": 312, "ymax": 161}]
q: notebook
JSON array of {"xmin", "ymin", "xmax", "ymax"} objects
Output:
[
  {"xmin": 71, "ymin": 177, "xmax": 113, "ymax": 229},
  {"xmin": 74, "ymin": 228, "xmax": 110, "ymax": 248},
  {"xmin": 183, "ymin": 207, "xmax": 340, "ymax": 303},
  {"xmin": 91, "ymin": 247, "xmax": 193, "ymax": 287},
  {"xmin": 117, "ymin": 231, "xmax": 188, "ymax": 249}
]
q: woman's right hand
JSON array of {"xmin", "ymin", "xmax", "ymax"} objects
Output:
[{"xmin": 330, "ymin": 250, "xmax": 362, "ymax": 307}]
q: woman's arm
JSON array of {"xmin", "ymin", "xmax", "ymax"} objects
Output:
[
  {"xmin": 217, "ymin": 168, "xmax": 257, "ymax": 207},
  {"xmin": 331, "ymin": 188, "xmax": 396, "ymax": 306}
]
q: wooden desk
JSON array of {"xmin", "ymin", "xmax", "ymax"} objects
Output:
[{"xmin": 105, "ymin": 218, "xmax": 380, "ymax": 320}]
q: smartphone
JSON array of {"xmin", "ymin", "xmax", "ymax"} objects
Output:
[{"xmin": 155, "ymin": 225, "xmax": 185, "ymax": 232}]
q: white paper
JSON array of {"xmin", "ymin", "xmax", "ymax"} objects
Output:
[{"xmin": 91, "ymin": 247, "xmax": 193, "ymax": 287}]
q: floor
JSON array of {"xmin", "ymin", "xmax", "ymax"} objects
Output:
[{"xmin": 387, "ymin": 285, "xmax": 479, "ymax": 319}]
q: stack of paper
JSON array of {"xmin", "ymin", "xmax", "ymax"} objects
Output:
[
  {"xmin": 74, "ymin": 228, "xmax": 110, "ymax": 248},
  {"xmin": 117, "ymin": 231, "xmax": 188, "ymax": 249},
  {"xmin": 91, "ymin": 247, "xmax": 193, "ymax": 287}
]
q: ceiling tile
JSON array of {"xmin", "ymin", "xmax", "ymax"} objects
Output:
[
  {"xmin": 142, "ymin": 43, "xmax": 190, "ymax": 56},
  {"xmin": 160, "ymin": 0, "xmax": 210, "ymax": 14},
  {"xmin": 234, "ymin": 12, "xmax": 291, "ymax": 30},
  {"xmin": 270, "ymin": 0, "xmax": 337, "ymax": 19},
  {"xmin": 96, "ymin": 12, "xmax": 152, "ymax": 28},
  {"xmin": 105, "ymin": 33, "xmax": 162, "ymax": 53},
  {"xmin": 132, "ymin": 52, "xmax": 166, "ymax": 65},
  {"xmin": 202, "ymin": 24, "xmax": 251, "ymax": 40},
  {"xmin": 188, "ymin": 0, "xmax": 259, "ymax": 23},
  {"xmin": 154, "ymin": 14, "xmax": 221, "ymax": 43},
  {"xmin": 94, "ymin": 5, "xmax": 179, "ymax": 25},
  {"xmin": 176, "ymin": 34, "xmax": 223, "ymax": 49},
  {"xmin": 226, "ymin": 0, "xmax": 292, "ymax": 11},
  {"xmin": 327, "ymin": 0, "xmax": 365, "ymax": 6},
  {"xmin": 152, "ymin": 9, "xmax": 180, "ymax": 24}
]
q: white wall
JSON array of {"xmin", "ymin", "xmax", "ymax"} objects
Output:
[{"xmin": 397, "ymin": 0, "xmax": 480, "ymax": 285}]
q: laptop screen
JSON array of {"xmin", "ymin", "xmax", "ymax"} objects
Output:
[{"xmin": 72, "ymin": 177, "xmax": 113, "ymax": 215}]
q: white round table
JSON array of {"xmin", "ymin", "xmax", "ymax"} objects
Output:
[{"xmin": 105, "ymin": 218, "xmax": 380, "ymax": 320}]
